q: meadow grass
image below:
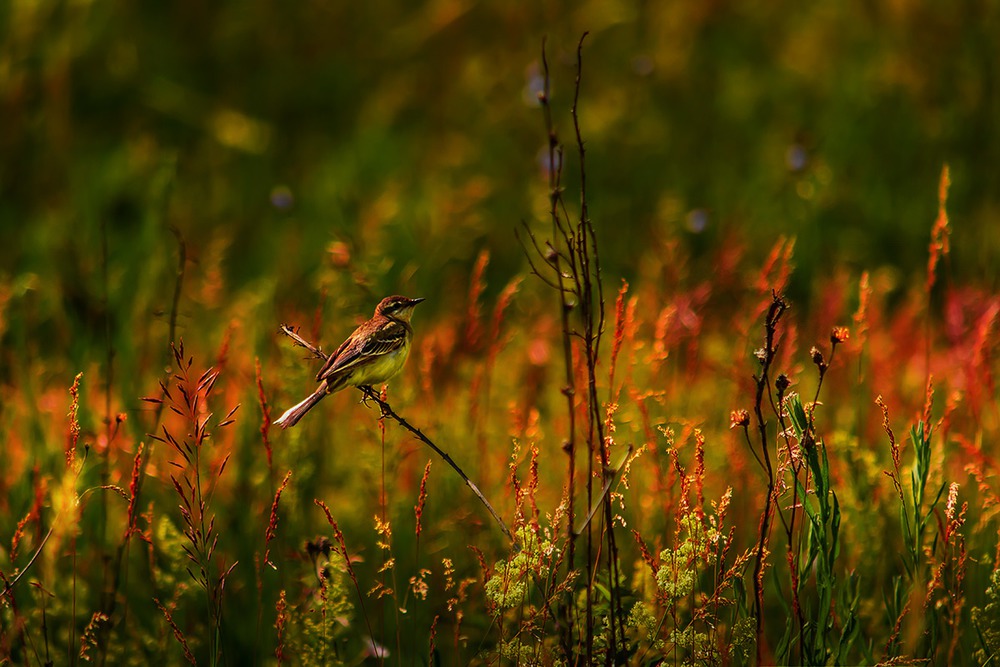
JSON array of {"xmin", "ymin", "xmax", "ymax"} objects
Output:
[{"xmin": 2, "ymin": 34, "xmax": 999, "ymax": 667}]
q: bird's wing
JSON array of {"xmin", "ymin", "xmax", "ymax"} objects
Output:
[
  {"xmin": 314, "ymin": 333, "xmax": 355, "ymax": 382},
  {"xmin": 316, "ymin": 320, "xmax": 408, "ymax": 382}
]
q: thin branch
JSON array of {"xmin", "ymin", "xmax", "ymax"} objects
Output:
[
  {"xmin": 279, "ymin": 325, "xmax": 326, "ymax": 362},
  {"xmin": 168, "ymin": 226, "xmax": 186, "ymax": 354},
  {"xmin": 518, "ymin": 219, "xmax": 548, "ymax": 258},
  {"xmin": 543, "ymin": 241, "xmax": 574, "ymax": 269},
  {"xmin": 515, "ymin": 227, "xmax": 565, "ymax": 291},
  {"xmin": 538, "ymin": 38, "xmax": 580, "ymax": 573},
  {"xmin": 358, "ymin": 386, "xmax": 512, "ymax": 542},
  {"xmin": 2, "ymin": 444, "xmax": 95, "ymax": 600},
  {"xmin": 750, "ymin": 292, "xmax": 788, "ymax": 664},
  {"xmin": 278, "ymin": 326, "xmax": 513, "ymax": 542},
  {"xmin": 1, "ymin": 526, "xmax": 55, "ymax": 598},
  {"xmin": 573, "ymin": 445, "xmax": 633, "ymax": 537},
  {"xmin": 572, "ymin": 32, "xmax": 605, "ymax": 353}
]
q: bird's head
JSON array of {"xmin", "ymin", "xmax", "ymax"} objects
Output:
[{"xmin": 376, "ymin": 295, "xmax": 425, "ymax": 322}]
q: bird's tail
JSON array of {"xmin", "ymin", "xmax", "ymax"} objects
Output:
[{"xmin": 274, "ymin": 389, "xmax": 327, "ymax": 428}]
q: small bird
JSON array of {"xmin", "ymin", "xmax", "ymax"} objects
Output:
[{"xmin": 275, "ymin": 295, "xmax": 425, "ymax": 428}]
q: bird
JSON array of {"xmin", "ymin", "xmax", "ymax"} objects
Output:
[{"xmin": 275, "ymin": 295, "xmax": 425, "ymax": 428}]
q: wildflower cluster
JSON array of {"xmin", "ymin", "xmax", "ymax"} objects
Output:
[
  {"xmin": 655, "ymin": 512, "xmax": 720, "ymax": 602},
  {"xmin": 484, "ymin": 526, "xmax": 559, "ymax": 610}
]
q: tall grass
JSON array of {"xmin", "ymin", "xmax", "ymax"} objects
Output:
[{"xmin": 2, "ymin": 40, "xmax": 999, "ymax": 667}]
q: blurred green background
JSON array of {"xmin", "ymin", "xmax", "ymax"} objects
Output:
[{"xmin": 2, "ymin": 0, "xmax": 998, "ymax": 393}]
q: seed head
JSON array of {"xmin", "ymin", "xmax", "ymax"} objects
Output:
[{"xmin": 730, "ymin": 409, "xmax": 750, "ymax": 429}]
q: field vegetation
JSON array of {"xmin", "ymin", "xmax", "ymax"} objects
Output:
[{"xmin": 2, "ymin": 1, "xmax": 1000, "ymax": 664}]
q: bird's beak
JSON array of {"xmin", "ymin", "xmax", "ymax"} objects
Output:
[{"xmin": 410, "ymin": 297, "xmax": 426, "ymax": 305}]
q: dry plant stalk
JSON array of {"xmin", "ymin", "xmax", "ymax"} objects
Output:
[{"xmin": 518, "ymin": 33, "xmax": 630, "ymax": 660}]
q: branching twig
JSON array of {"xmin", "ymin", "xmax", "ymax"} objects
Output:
[
  {"xmin": 750, "ymin": 292, "xmax": 788, "ymax": 664},
  {"xmin": 279, "ymin": 325, "xmax": 513, "ymax": 542},
  {"xmin": 534, "ymin": 37, "xmax": 586, "ymax": 660},
  {"xmin": 568, "ymin": 34, "xmax": 625, "ymax": 654},
  {"xmin": 535, "ymin": 40, "xmax": 581, "ymax": 577},
  {"xmin": 1, "ymin": 526, "xmax": 56, "ymax": 599},
  {"xmin": 524, "ymin": 33, "xmax": 626, "ymax": 659}
]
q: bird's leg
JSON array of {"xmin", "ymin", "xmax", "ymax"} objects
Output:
[
  {"xmin": 358, "ymin": 385, "xmax": 393, "ymax": 419},
  {"xmin": 358, "ymin": 385, "xmax": 376, "ymax": 407}
]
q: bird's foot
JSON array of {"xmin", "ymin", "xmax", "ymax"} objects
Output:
[{"xmin": 359, "ymin": 386, "xmax": 376, "ymax": 407}]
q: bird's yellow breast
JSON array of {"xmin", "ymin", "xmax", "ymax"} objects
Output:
[{"xmin": 346, "ymin": 341, "xmax": 411, "ymax": 387}]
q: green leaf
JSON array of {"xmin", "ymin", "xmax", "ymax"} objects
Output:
[
  {"xmin": 775, "ymin": 616, "xmax": 795, "ymax": 664},
  {"xmin": 788, "ymin": 394, "xmax": 809, "ymax": 434},
  {"xmin": 830, "ymin": 491, "xmax": 841, "ymax": 563}
]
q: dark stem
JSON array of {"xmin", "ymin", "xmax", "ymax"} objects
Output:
[
  {"xmin": 97, "ymin": 227, "xmax": 186, "ymax": 665},
  {"xmin": 539, "ymin": 39, "xmax": 579, "ymax": 574},
  {"xmin": 538, "ymin": 37, "xmax": 582, "ymax": 662},
  {"xmin": 570, "ymin": 33, "xmax": 624, "ymax": 658},
  {"xmin": 751, "ymin": 293, "xmax": 787, "ymax": 664}
]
